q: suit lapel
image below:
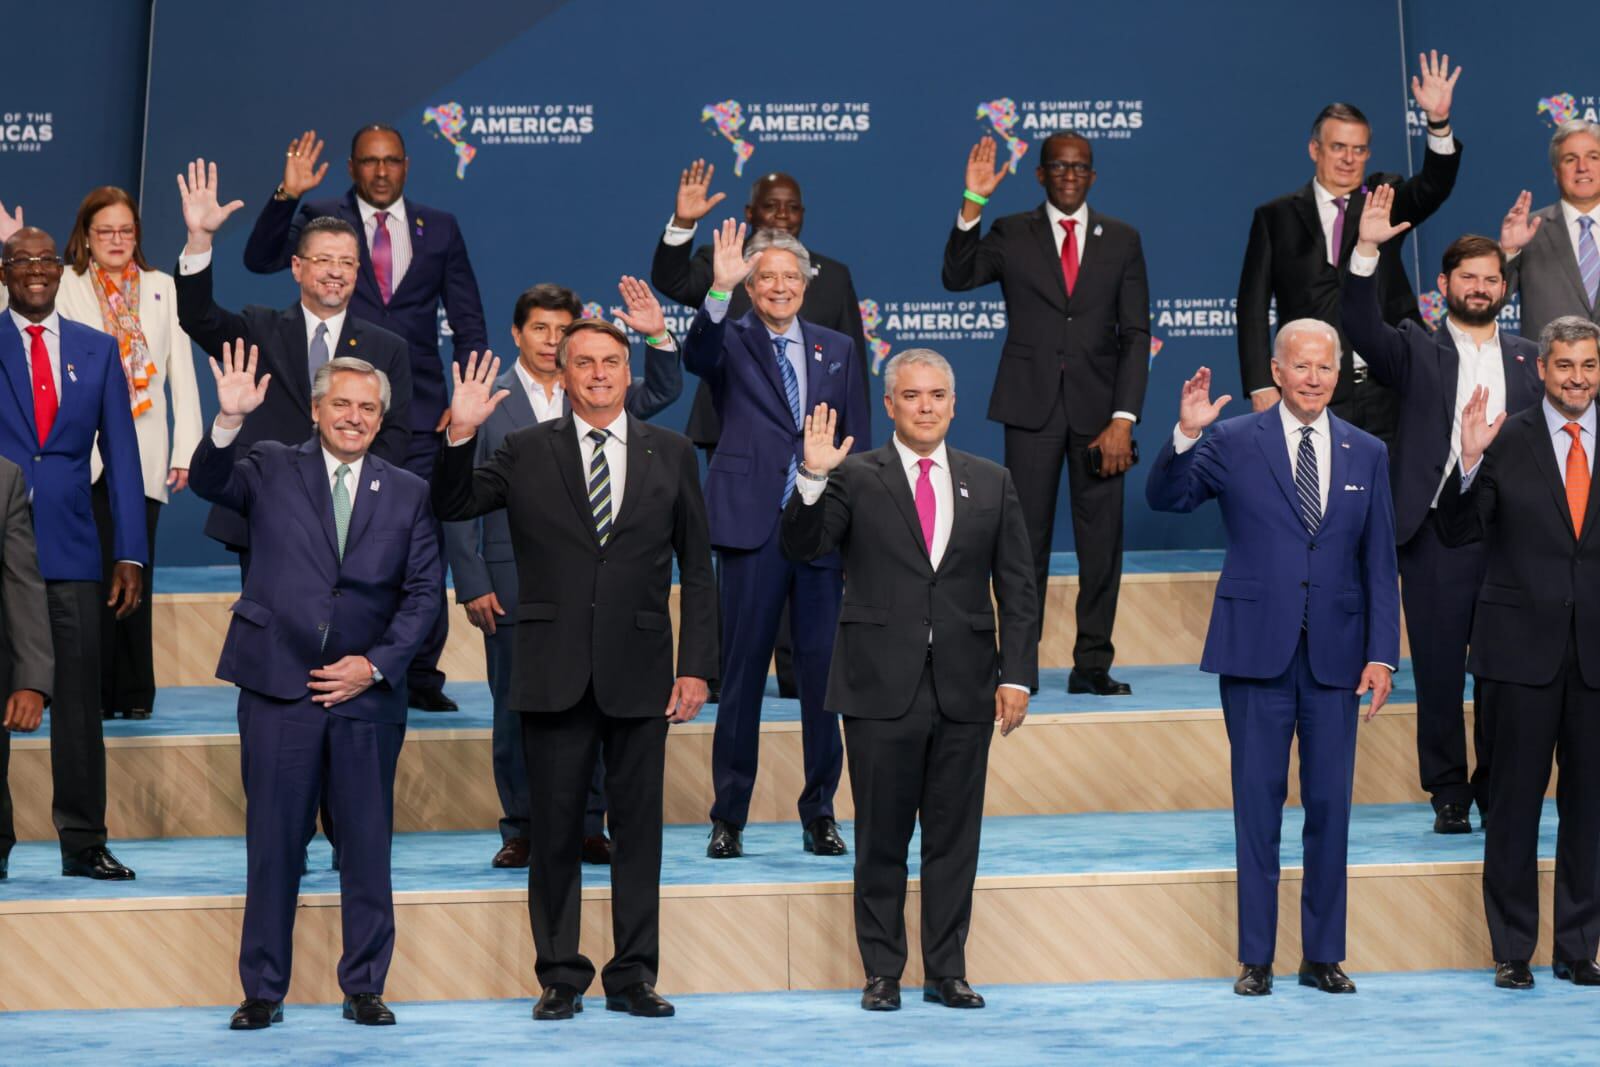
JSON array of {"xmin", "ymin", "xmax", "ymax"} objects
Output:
[
  {"xmin": 1337, "ymin": 185, "xmax": 1367, "ymax": 266},
  {"xmin": 549, "ymin": 415, "xmax": 599, "ymax": 548},
  {"xmin": 1521, "ymin": 411, "xmax": 1577, "ymax": 538},
  {"xmin": 1435, "ymin": 325, "xmax": 1463, "ymax": 428},
  {"xmin": 1292, "ymin": 184, "xmax": 1325, "ymax": 255},
  {"xmin": 612, "ymin": 417, "xmax": 650, "ymax": 536},
  {"xmin": 873, "ymin": 444, "xmax": 933, "ymax": 571},
  {"xmin": 1254, "ymin": 409, "xmax": 1299, "ymax": 516},
  {"xmin": 800, "ymin": 322, "xmax": 828, "ymax": 412},
  {"xmin": 1028, "ymin": 206, "xmax": 1069, "ymax": 310},
  {"xmin": 732, "ymin": 313, "xmax": 794, "ymax": 419},
  {"xmin": 279, "ymin": 306, "xmax": 313, "ymax": 411},
  {"xmin": 344, "ymin": 456, "xmax": 382, "ymax": 552},
  {"xmin": 497, "ymin": 368, "xmax": 536, "ymax": 427},
  {"xmin": 1580, "ymin": 426, "xmax": 1600, "ymax": 545},
  {"xmin": 1324, "ymin": 415, "xmax": 1351, "ymax": 529},
  {"xmin": 1541, "ymin": 206, "xmax": 1595, "ymax": 314},
  {"xmin": 0, "ymin": 320, "xmax": 40, "ymax": 443},
  {"xmin": 44, "ymin": 327, "xmax": 89, "ymax": 449},
  {"xmin": 295, "ymin": 441, "xmax": 341, "ymax": 559},
  {"xmin": 1502, "ymin": 342, "xmax": 1540, "ymax": 411},
  {"xmin": 939, "ymin": 450, "xmax": 972, "ymax": 574}
]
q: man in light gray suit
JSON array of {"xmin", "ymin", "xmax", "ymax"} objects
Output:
[
  {"xmin": 1501, "ymin": 120, "xmax": 1600, "ymax": 337},
  {"xmin": 442, "ymin": 279, "xmax": 682, "ymax": 869},
  {"xmin": 0, "ymin": 454, "xmax": 58, "ymax": 879}
]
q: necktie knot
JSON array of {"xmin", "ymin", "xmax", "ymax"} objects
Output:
[
  {"xmin": 1583, "ymin": 217, "xmax": 1595, "ymax": 233},
  {"xmin": 1059, "ymin": 218, "xmax": 1076, "ymax": 234},
  {"xmin": 334, "ymin": 462, "xmax": 349, "ymax": 480},
  {"xmin": 1301, "ymin": 425, "xmax": 1315, "ymax": 441},
  {"xmin": 587, "ymin": 428, "xmax": 608, "ymax": 446},
  {"xmin": 772, "ymin": 336, "xmax": 788, "ymax": 361},
  {"xmin": 24, "ymin": 325, "xmax": 43, "ymax": 341},
  {"xmin": 375, "ymin": 210, "xmax": 389, "ymax": 226},
  {"xmin": 1566, "ymin": 422, "xmax": 1584, "ymax": 441},
  {"xmin": 918, "ymin": 457, "xmax": 935, "ymax": 476},
  {"xmin": 1334, "ymin": 196, "xmax": 1348, "ymax": 212}
]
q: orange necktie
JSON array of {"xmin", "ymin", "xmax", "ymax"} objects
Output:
[{"xmin": 1564, "ymin": 422, "xmax": 1590, "ymax": 537}]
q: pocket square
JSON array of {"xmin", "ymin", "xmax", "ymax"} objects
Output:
[
  {"xmin": 828, "ymin": 360, "xmax": 842, "ymax": 374},
  {"xmin": 1343, "ymin": 483, "xmax": 1365, "ymax": 491}
]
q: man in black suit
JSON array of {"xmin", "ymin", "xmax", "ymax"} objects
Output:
[
  {"xmin": 174, "ymin": 159, "xmax": 412, "ymax": 553},
  {"xmin": 1342, "ymin": 188, "xmax": 1543, "ymax": 833},
  {"xmin": 1237, "ymin": 51, "xmax": 1464, "ymax": 442},
  {"xmin": 434, "ymin": 327, "xmax": 718, "ymax": 1022},
  {"xmin": 1437, "ymin": 317, "xmax": 1600, "ymax": 991},
  {"xmin": 942, "ymin": 131, "xmax": 1148, "ymax": 696},
  {"xmin": 782, "ymin": 349, "xmax": 1036, "ymax": 1012}
]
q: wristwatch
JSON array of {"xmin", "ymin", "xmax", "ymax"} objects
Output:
[
  {"xmin": 272, "ymin": 184, "xmax": 293, "ymax": 202},
  {"xmin": 797, "ymin": 465, "xmax": 827, "ymax": 482}
]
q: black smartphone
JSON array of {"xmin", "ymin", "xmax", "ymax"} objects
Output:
[{"xmin": 1088, "ymin": 440, "xmax": 1140, "ymax": 476}]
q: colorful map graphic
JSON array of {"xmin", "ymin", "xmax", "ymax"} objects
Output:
[
  {"xmin": 1148, "ymin": 336, "xmax": 1164, "ymax": 369},
  {"xmin": 581, "ymin": 301, "xmax": 608, "ymax": 321},
  {"xmin": 859, "ymin": 299, "xmax": 894, "ymax": 375},
  {"xmin": 1538, "ymin": 93, "xmax": 1579, "ymax": 127},
  {"xmin": 701, "ymin": 100, "xmax": 756, "ymax": 177},
  {"xmin": 1418, "ymin": 290, "xmax": 1447, "ymax": 328},
  {"xmin": 976, "ymin": 98, "xmax": 1028, "ymax": 174},
  {"xmin": 422, "ymin": 102, "xmax": 478, "ymax": 179}
]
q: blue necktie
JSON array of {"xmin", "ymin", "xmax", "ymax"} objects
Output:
[
  {"xmin": 1295, "ymin": 425, "xmax": 1321, "ymax": 534},
  {"xmin": 1580, "ymin": 217, "xmax": 1600, "ymax": 309},
  {"xmin": 308, "ymin": 321, "xmax": 329, "ymax": 382},
  {"xmin": 587, "ymin": 428, "xmax": 613, "ymax": 546},
  {"xmin": 773, "ymin": 336, "xmax": 801, "ymax": 505}
]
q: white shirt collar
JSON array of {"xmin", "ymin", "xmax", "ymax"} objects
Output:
[
  {"xmin": 320, "ymin": 446, "xmax": 365, "ymax": 485},
  {"xmin": 303, "ymin": 306, "xmax": 348, "ymax": 348},
  {"xmin": 1311, "ymin": 179, "xmax": 1359, "ymax": 208},
  {"xmin": 1443, "ymin": 315, "xmax": 1500, "ymax": 351},
  {"xmin": 573, "ymin": 411, "xmax": 628, "ymax": 445},
  {"xmin": 8, "ymin": 308, "xmax": 60, "ymax": 338},
  {"xmin": 356, "ymin": 195, "xmax": 407, "ymax": 226},
  {"xmin": 1044, "ymin": 199, "xmax": 1090, "ymax": 232},
  {"xmin": 1543, "ymin": 395, "xmax": 1597, "ymax": 437},
  {"xmin": 891, "ymin": 433, "xmax": 949, "ymax": 473},
  {"xmin": 1278, "ymin": 402, "xmax": 1331, "ymax": 441},
  {"xmin": 515, "ymin": 360, "xmax": 562, "ymax": 404},
  {"xmin": 1561, "ymin": 200, "xmax": 1600, "ymax": 228}
]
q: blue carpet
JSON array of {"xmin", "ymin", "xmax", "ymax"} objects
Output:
[
  {"xmin": 0, "ymin": 803, "xmax": 1518, "ymax": 903},
  {"xmin": 1, "ymin": 971, "xmax": 1590, "ymax": 1065}
]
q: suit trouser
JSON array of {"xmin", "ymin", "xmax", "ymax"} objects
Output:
[
  {"xmin": 1479, "ymin": 631, "xmax": 1600, "ymax": 963},
  {"xmin": 91, "ymin": 481, "xmax": 161, "ymax": 713},
  {"xmin": 236, "ymin": 692, "xmax": 404, "ymax": 1002},
  {"xmin": 711, "ymin": 528, "xmax": 842, "ymax": 827},
  {"xmin": 521, "ymin": 684, "xmax": 666, "ymax": 993},
  {"xmin": 844, "ymin": 657, "xmax": 991, "ymax": 980},
  {"xmin": 1398, "ymin": 512, "xmax": 1489, "ymax": 811},
  {"xmin": 404, "ymin": 432, "xmax": 450, "ymax": 692},
  {"xmin": 1003, "ymin": 386, "xmax": 1124, "ymax": 672},
  {"xmin": 485, "ymin": 622, "xmax": 605, "ymax": 843},
  {"xmin": 1219, "ymin": 633, "xmax": 1359, "ymax": 965}
]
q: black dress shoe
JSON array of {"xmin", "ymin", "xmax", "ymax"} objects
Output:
[
  {"xmin": 803, "ymin": 816, "xmax": 847, "ymax": 856},
  {"xmin": 923, "ymin": 977, "xmax": 985, "ymax": 1008},
  {"xmin": 1495, "ymin": 960, "xmax": 1534, "ymax": 989},
  {"xmin": 533, "ymin": 983, "xmax": 583, "ymax": 1020},
  {"xmin": 1067, "ymin": 668, "xmax": 1132, "ymax": 696},
  {"xmin": 582, "ymin": 833, "xmax": 612, "ymax": 865},
  {"xmin": 1297, "ymin": 960, "xmax": 1356, "ymax": 993},
  {"xmin": 125, "ymin": 708, "xmax": 150, "ymax": 720},
  {"xmin": 707, "ymin": 819, "xmax": 743, "ymax": 859},
  {"xmin": 229, "ymin": 999, "xmax": 283, "ymax": 1030},
  {"xmin": 0, "ymin": 855, "xmax": 7, "ymax": 879},
  {"xmin": 493, "ymin": 838, "xmax": 531, "ymax": 869},
  {"xmin": 407, "ymin": 685, "xmax": 458, "ymax": 712},
  {"xmin": 343, "ymin": 993, "xmax": 395, "ymax": 1025},
  {"xmin": 1553, "ymin": 959, "xmax": 1600, "ymax": 985},
  {"xmin": 861, "ymin": 976, "xmax": 901, "ymax": 1011},
  {"xmin": 605, "ymin": 981, "xmax": 675, "ymax": 1017},
  {"xmin": 62, "ymin": 845, "xmax": 135, "ymax": 880},
  {"xmin": 1433, "ymin": 803, "xmax": 1472, "ymax": 834},
  {"xmin": 1234, "ymin": 964, "xmax": 1273, "ymax": 996}
]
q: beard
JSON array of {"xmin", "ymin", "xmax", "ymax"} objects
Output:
[{"xmin": 1446, "ymin": 291, "xmax": 1504, "ymax": 328}]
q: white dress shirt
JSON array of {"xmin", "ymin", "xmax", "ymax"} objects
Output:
[
  {"xmin": 8, "ymin": 308, "xmax": 62, "ymax": 395},
  {"xmin": 1461, "ymin": 396, "xmax": 1596, "ymax": 491},
  {"xmin": 515, "ymin": 361, "xmax": 565, "ymax": 424},
  {"xmin": 574, "ymin": 411, "xmax": 627, "ymax": 520},
  {"xmin": 357, "ymin": 195, "xmax": 413, "ymax": 291},
  {"xmin": 703, "ymin": 292, "xmax": 807, "ymax": 415},
  {"xmin": 1171, "ymin": 404, "xmax": 1331, "ymax": 511},
  {"xmin": 1561, "ymin": 200, "xmax": 1600, "ymax": 280}
]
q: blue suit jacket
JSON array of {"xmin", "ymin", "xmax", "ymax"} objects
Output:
[
  {"xmin": 243, "ymin": 189, "xmax": 489, "ymax": 435},
  {"xmin": 1146, "ymin": 407, "xmax": 1400, "ymax": 688},
  {"xmin": 0, "ymin": 316, "xmax": 147, "ymax": 580},
  {"xmin": 188, "ymin": 435, "xmax": 441, "ymax": 724},
  {"xmin": 683, "ymin": 307, "xmax": 868, "ymax": 555}
]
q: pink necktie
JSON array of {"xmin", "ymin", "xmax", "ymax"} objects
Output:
[
  {"xmin": 372, "ymin": 210, "xmax": 393, "ymax": 304},
  {"xmin": 915, "ymin": 457, "xmax": 936, "ymax": 557}
]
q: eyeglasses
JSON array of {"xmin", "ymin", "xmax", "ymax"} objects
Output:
[
  {"xmin": 300, "ymin": 254, "xmax": 359, "ymax": 271},
  {"xmin": 1041, "ymin": 161, "xmax": 1093, "ymax": 176},
  {"xmin": 3, "ymin": 255, "xmax": 64, "ymax": 271},
  {"xmin": 353, "ymin": 156, "xmax": 406, "ymax": 169},
  {"xmin": 90, "ymin": 226, "xmax": 137, "ymax": 241}
]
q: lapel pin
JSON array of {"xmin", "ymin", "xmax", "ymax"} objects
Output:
[
  {"xmin": 959, "ymin": 480, "xmax": 970, "ymax": 498},
  {"xmin": 370, "ymin": 479, "xmax": 381, "ymax": 491},
  {"xmin": 1092, "ymin": 224, "xmax": 1103, "ymax": 237},
  {"xmin": 153, "ymin": 292, "xmax": 161, "ymax": 301},
  {"xmin": 66, "ymin": 364, "xmax": 77, "ymax": 383},
  {"xmin": 813, "ymin": 343, "xmax": 823, "ymax": 362},
  {"xmin": 1340, "ymin": 441, "xmax": 1350, "ymax": 449},
  {"xmin": 1516, "ymin": 354, "xmax": 1525, "ymax": 362}
]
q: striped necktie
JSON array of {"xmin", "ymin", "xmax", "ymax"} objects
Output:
[
  {"xmin": 773, "ymin": 336, "xmax": 801, "ymax": 505},
  {"xmin": 587, "ymin": 428, "xmax": 613, "ymax": 545},
  {"xmin": 1580, "ymin": 217, "xmax": 1600, "ymax": 309},
  {"xmin": 1295, "ymin": 426, "xmax": 1322, "ymax": 534}
]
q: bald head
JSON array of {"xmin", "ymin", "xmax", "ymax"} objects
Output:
[
  {"xmin": 746, "ymin": 172, "xmax": 804, "ymax": 237},
  {"xmin": 2, "ymin": 226, "xmax": 54, "ymax": 260}
]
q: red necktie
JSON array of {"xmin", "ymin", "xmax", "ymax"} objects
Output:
[
  {"xmin": 372, "ymin": 210, "xmax": 394, "ymax": 304},
  {"xmin": 1059, "ymin": 218, "xmax": 1079, "ymax": 297},
  {"xmin": 24, "ymin": 325, "xmax": 57, "ymax": 445},
  {"xmin": 1564, "ymin": 422, "xmax": 1590, "ymax": 537}
]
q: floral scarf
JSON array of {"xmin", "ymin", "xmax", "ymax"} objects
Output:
[{"xmin": 90, "ymin": 265, "xmax": 157, "ymax": 418}]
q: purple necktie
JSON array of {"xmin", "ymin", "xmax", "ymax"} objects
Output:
[
  {"xmin": 915, "ymin": 457, "xmax": 936, "ymax": 557},
  {"xmin": 1329, "ymin": 196, "xmax": 1348, "ymax": 266},
  {"xmin": 373, "ymin": 210, "xmax": 394, "ymax": 304}
]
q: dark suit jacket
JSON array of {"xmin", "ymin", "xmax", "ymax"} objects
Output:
[
  {"xmin": 683, "ymin": 307, "xmax": 868, "ymax": 554},
  {"xmin": 1504, "ymin": 202, "xmax": 1600, "ymax": 339},
  {"xmin": 1146, "ymin": 408, "xmax": 1400, "ymax": 688},
  {"xmin": 441, "ymin": 346, "xmax": 684, "ymax": 607},
  {"xmin": 243, "ymin": 189, "xmax": 489, "ymax": 434},
  {"xmin": 432, "ymin": 414, "xmax": 718, "ymax": 717},
  {"xmin": 942, "ymin": 205, "xmax": 1151, "ymax": 434},
  {"xmin": 781, "ymin": 442, "xmax": 1037, "ymax": 719},
  {"xmin": 1436, "ymin": 403, "xmax": 1600, "ymax": 688},
  {"xmin": 1341, "ymin": 268, "xmax": 1542, "ymax": 544},
  {"xmin": 1237, "ymin": 140, "xmax": 1463, "ymax": 399},
  {"xmin": 0, "ymin": 457, "xmax": 52, "ymax": 699},
  {"xmin": 175, "ymin": 263, "xmax": 413, "ymax": 548},
  {"xmin": 651, "ymin": 236, "xmax": 869, "ymax": 448},
  {"xmin": 189, "ymin": 436, "xmax": 441, "ymax": 724},
  {"xmin": 0, "ymin": 316, "xmax": 147, "ymax": 580}
]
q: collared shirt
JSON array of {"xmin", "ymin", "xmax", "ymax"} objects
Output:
[
  {"xmin": 1460, "ymin": 396, "xmax": 1596, "ymax": 491},
  {"xmin": 321, "ymin": 446, "xmax": 365, "ymax": 520},
  {"xmin": 1169, "ymin": 403, "xmax": 1330, "ymax": 511},
  {"xmin": 1312, "ymin": 179, "xmax": 1370, "ymax": 374},
  {"xmin": 515, "ymin": 360, "xmax": 565, "ymax": 424},
  {"xmin": 574, "ymin": 411, "xmax": 627, "ymax": 521},
  {"xmin": 8, "ymin": 308, "xmax": 62, "ymax": 395},
  {"xmin": 1435, "ymin": 317, "xmax": 1507, "ymax": 505},
  {"xmin": 703, "ymin": 292, "xmax": 807, "ymax": 416},
  {"xmin": 304, "ymin": 306, "xmax": 348, "ymax": 359},
  {"xmin": 356, "ymin": 195, "xmax": 413, "ymax": 292},
  {"xmin": 1560, "ymin": 200, "xmax": 1600, "ymax": 288}
]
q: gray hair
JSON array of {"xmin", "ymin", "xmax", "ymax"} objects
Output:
[
  {"xmin": 1538, "ymin": 315, "xmax": 1600, "ymax": 360},
  {"xmin": 312, "ymin": 356, "xmax": 391, "ymax": 414},
  {"xmin": 743, "ymin": 228, "xmax": 815, "ymax": 282},
  {"xmin": 883, "ymin": 348, "xmax": 956, "ymax": 396},
  {"xmin": 1550, "ymin": 119, "xmax": 1600, "ymax": 170},
  {"xmin": 1273, "ymin": 318, "xmax": 1341, "ymax": 364}
]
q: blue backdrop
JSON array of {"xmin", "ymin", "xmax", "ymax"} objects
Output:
[{"xmin": 12, "ymin": 0, "xmax": 1585, "ymax": 564}]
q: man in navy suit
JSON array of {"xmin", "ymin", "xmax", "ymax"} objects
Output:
[
  {"xmin": 1147, "ymin": 325, "xmax": 1399, "ymax": 997},
  {"xmin": 441, "ymin": 280, "xmax": 683, "ymax": 869},
  {"xmin": 243, "ymin": 125, "xmax": 488, "ymax": 712},
  {"xmin": 191, "ymin": 346, "xmax": 440, "ymax": 1031},
  {"xmin": 1342, "ymin": 187, "xmax": 1544, "ymax": 833},
  {"xmin": 684, "ymin": 220, "xmax": 869, "ymax": 860},
  {"xmin": 0, "ymin": 227, "xmax": 146, "ymax": 880}
]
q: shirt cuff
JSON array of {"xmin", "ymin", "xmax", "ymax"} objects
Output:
[
  {"xmin": 1459, "ymin": 457, "xmax": 1482, "ymax": 489},
  {"xmin": 955, "ymin": 211, "xmax": 980, "ymax": 231},
  {"xmin": 662, "ymin": 215, "xmax": 695, "ymax": 246},
  {"xmin": 796, "ymin": 472, "xmax": 828, "ymax": 505},
  {"xmin": 999, "ymin": 682, "xmax": 1030, "ymax": 694},
  {"xmin": 1368, "ymin": 661, "xmax": 1398, "ymax": 673},
  {"xmin": 447, "ymin": 431, "xmax": 476, "ymax": 448},
  {"xmin": 1427, "ymin": 132, "xmax": 1455, "ymax": 155},
  {"xmin": 704, "ymin": 292, "xmax": 731, "ymax": 324},
  {"xmin": 210, "ymin": 419, "xmax": 241, "ymax": 447},
  {"xmin": 1349, "ymin": 250, "xmax": 1379, "ymax": 277},
  {"xmin": 1171, "ymin": 424, "xmax": 1201, "ymax": 453},
  {"xmin": 1111, "ymin": 411, "xmax": 1137, "ymax": 424},
  {"xmin": 178, "ymin": 248, "xmax": 212, "ymax": 275},
  {"xmin": 114, "ymin": 560, "xmax": 145, "ymax": 569}
]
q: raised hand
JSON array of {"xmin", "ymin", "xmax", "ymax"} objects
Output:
[
  {"xmin": 281, "ymin": 129, "xmax": 329, "ymax": 199},
  {"xmin": 965, "ymin": 136, "xmax": 1009, "ymax": 200},
  {"xmin": 1501, "ymin": 190, "xmax": 1544, "ymax": 254},
  {"xmin": 1178, "ymin": 367, "xmax": 1232, "ymax": 437},
  {"xmin": 0, "ymin": 200, "xmax": 23, "ymax": 244},
  {"xmin": 615, "ymin": 275, "xmax": 666, "ymax": 339},
  {"xmin": 448, "ymin": 350, "xmax": 510, "ymax": 443},
  {"xmin": 1410, "ymin": 49, "xmax": 1460, "ymax": 122},
  {"xmin": 1459, "ymin": 384, "xmax": 1505, "ymax": 471},
  {"xmin": 802, "ymin": 402, "xmax": 855, "ymax": 476},
  {"xmin": 177, "ymin": 158, "xmax": 245, "ymax": 248},
  {"xmin": 1354, "ymin": 183, "xmax": 1412, "ymax": 255},
  {"xmin": 209, "ymin": 337, "xmax": 269, "ymax": 425},
  {"xmin": 710, "ymin": 218, "xmax": 753, "ymax": 291},
  {"xmin": 673, "ymin": 159, "xmax": 727, "ymax": 228}
]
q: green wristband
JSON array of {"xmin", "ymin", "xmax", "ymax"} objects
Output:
[
  {"xmin": 962, "ymin": 189, "xmax": 990, "ymax": 206},
  {"xmin": 707, "ymin": 287, "xmax": 731, "ymax": 301},
  {"xmin": 644, "ymin": 332, "xmax": 669, "ymax": 346}
]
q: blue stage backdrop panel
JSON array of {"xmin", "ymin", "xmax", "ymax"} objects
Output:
[{"xmin": 129, "ymin": 0, "xmax": 1425, "ymax": 564}]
